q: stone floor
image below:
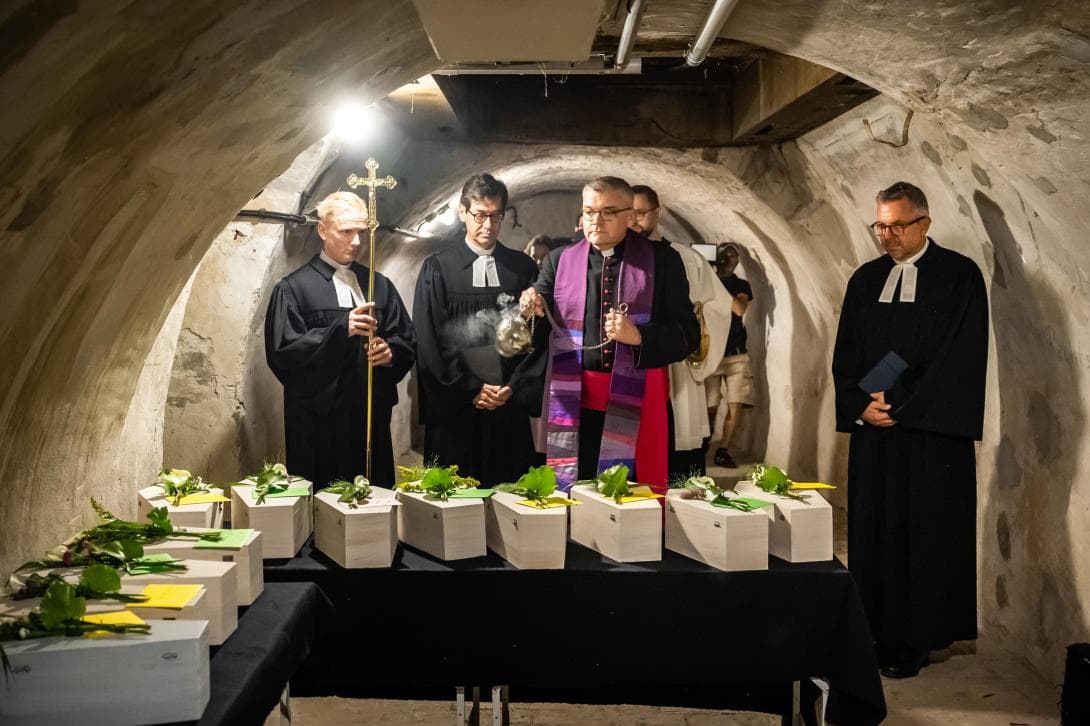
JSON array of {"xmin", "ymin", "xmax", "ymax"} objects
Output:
[{"xmin": 265, "ymin": 454, "xmax": 1063, "ymax": 725}]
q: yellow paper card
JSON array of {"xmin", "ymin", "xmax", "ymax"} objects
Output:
[
  {"xmin": 618, "ymin": 486, "xmax": 665, "ymax": 503},
  {"xmin": 128, "ymin": 584, "xmax": 202, "ymax": 610},
  {"xmin": 84, "ymin": 610, "xmax": 147, "ymax": 638},
  {"xmin": 516, "ymin": 497, "xmax": 580, "ymax": 509},
  {"xmin": 177, "ymin": 492, "xmax": 231, "ymax": 505},
  {"xmin": 790, "ymin": 482, "xmax": 837, "ymax": 490}
]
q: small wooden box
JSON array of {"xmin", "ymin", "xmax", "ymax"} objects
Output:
[
  {"xmin": 485, "ymin": 490, "xmax": 569, "ymax": 569},
  {"xmin": 569, "ymin": 486, "xmax": 662, "ymax": 563},
  {"xmin": 0, "ymin": 619, "xmax": 210, "ymax": 726},
  {"xmin": 395, "ymin": 491, "xmax": 486, "ymax": 560},
  {"xmin": 664, "ymin": 490, "xmax": 769, "ymax": 572},
  {"xmin": 121, "ymin": 559, "xmax": 238, "ymax": 645},
  {"xmin": 0, "ymin": 585, "xmax": 215, "ymax": 634},
  {"xmin": 143, "ymin": 529, "xmax": 264, "ymax": 605},
  {"xmin": 734, "ymin": 481, "xmax": 834, "ymax": 563},
  {"xmin": 230, "ymin": 481, "xmax": 313, "ymax": 559},
  {"xmin": 314, "ymin": 487, "xmax": 399, "ymax": 569},
  {"xmin": 137, "ymin": 485, "xmax": 226, "ymax": 529}
]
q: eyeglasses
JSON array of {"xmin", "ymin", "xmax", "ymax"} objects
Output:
[
  {"xmin": 633, "ymin": 206, "xmax": 659, "ymax": 219},
  {"xmin": 582, "ymin": 207, "xmax": 633, "ymax": 222},
  {"xmin": 468, "ymin": 210, "xmax": 505, "ymax": 224},
  {"xmin": 869, "ymin": 216, "xmax": 927, "ymax": 237}
]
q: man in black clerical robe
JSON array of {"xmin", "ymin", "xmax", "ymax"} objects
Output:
[
  {"xmin": 265, "ymin": 191, "xmax": 415, "ymax": 489},
  {"xmin": 414, "ymin": 174, "xmax": 543, "ymax": 487},
  {"xmin": 832, "ymin": 181, "xmax": 988, "ymax": 679}
]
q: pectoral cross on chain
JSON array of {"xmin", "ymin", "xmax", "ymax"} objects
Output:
[{"xmin": 345, "ymin": 158, "xmax": 397, "ymax": 484}]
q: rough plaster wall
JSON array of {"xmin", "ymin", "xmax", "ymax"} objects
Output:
[
  {"xmin": 0, "ymin": 1, "xmax": 437, "ymax": 577},
  {"xmin": 105, "ymin": 279, "xmax": 194, "ymax": 523},
  {"xmin": 163, "ymin": 139, "xmax": 335, "ymax": 481},
  {"xmin": 503, "ymin": 191, "xmax": 582, "ymax": 250}
]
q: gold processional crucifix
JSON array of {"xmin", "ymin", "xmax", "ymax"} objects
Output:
[{"xmin": 346, "ymin": 158, "xmax": 397, "ymax": 482}]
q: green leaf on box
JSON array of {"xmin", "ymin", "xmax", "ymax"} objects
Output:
[
  {"xmin": 127, "ymin": 552, "xmax": 179, "ymax": 575},
  {"xmin": 194, "ymin": 528, "xmax": 253, "ymax": 549},
  {"xmin": 447, "ymin": 488, "xmax": 495, "ymax": 499},
  {"xmin": 39, "ymin": 580, "xmax": 85, "ymax": 629},
  {"xmin": 255, "ymin": 486, "xmax": 310, "ymax": 499},
  {"xmin": 81, "ymin": 563, "xmax": 122, "ymax": 593},
  {"xmin": 711, "ymin": 496, "xmax": 773, "ymax": 510}
]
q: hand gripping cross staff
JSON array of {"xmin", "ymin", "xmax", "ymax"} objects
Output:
[{"xmin": 346, "ymin": 158, "xmax": 397, "ymax": 481}]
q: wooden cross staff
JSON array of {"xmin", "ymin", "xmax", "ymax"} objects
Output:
[{"xmin": 346, "ymin": 158, "xmax": 397, "ymax": 483}]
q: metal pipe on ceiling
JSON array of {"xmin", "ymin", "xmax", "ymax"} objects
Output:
[
  {"xmin": 614, "ymin": 0, "xmax": 647, "ymax": 70},
  {"xmin": 684, "ymin": 0, "xmax": 743, "ymax": 67}
]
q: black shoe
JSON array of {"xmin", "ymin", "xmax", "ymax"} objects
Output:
[
  {"xmin": 713, "ymin": 448, "xmax": 737, "ymax": 468},
  {"xmin": 879, "ymin": 648, "xmax": 929, "ymax": 679}
]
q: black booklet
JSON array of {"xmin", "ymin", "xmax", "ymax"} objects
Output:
[
  {"xmin": 461, "ymin": 346, "xmax": 505, "ymax": 386},
  {"xmin": 858, "ymin": 351, "xmax": 909, "ymax": 393}
]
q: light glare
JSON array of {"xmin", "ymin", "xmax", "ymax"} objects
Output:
[{"xmin": 331, "ymin": 100, "xmax": 374, "ymax": 144}]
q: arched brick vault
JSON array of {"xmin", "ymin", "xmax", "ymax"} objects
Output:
[{"xmin": 1, "ymin": 0, "xmax": 1088, "ymax": 683}]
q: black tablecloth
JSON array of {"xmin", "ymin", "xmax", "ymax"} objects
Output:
[
  {"xmin": 265, "ymin": 542, "xmax": 886, "ymax": 725},
  {"xmin": 193, "ymin": 582, "xmax": 333, "ymax": 726}
]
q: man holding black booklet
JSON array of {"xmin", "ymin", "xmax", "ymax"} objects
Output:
[{"xmin": 832, "ymin": 181, "xmax": 989, "ymax": 679}]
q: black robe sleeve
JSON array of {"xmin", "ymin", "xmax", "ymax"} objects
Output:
[
  {"xmin": 832, "ymin": 272, "xmax": 876, "ymax": 432},
  {"xmin": 264, "ymin": 280, "xmax": 352, "ymax": 400},
  {"xmin": 885, "ymin": 262, "xmax": 988, "ymax": 440},
  {"xmin": 634, "ymin": 243, "xmax": 700, "ymax": 369},
  {"xmin": 413, "ymin": 255, "xmax": 483, "ymax": 418},
  {"xmin": 375, "ymin": 276, "xmax": 416, "ymax": 392}
]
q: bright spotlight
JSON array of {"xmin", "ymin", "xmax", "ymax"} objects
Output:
[
  {"xmin": 438, "ymin": 205, "xmax": 456, "ymax": 226},
  {"xmin": 331, "ymin": 99, "xmax": 376, "ymax": 144}
]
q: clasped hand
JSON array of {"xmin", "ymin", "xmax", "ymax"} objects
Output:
[
  {"xmin": 474, "ymin": 384, "xmax": 512, "ymax": 410},
  {"xmin": 862, "ymin": 391, "xmax": 896, "ymax": 427}
]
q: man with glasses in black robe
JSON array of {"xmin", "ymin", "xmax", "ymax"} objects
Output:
[
  {"xmin": 833, "ymin": 181, "xmax": 989, "ymax": 679},
  {"xmin": 413, "ymin": 173, "xmax": 543, "ymax": 487}
]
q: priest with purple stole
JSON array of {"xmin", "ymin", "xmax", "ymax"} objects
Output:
[
  {"xmin": 522, "ymin": 176, "xmax": 700, "ymax": 493},
  {"xmin": 833, "ymin": 181, "xmax": 988, "ymax": 679}
]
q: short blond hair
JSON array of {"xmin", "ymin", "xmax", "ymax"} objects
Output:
[{"xmin": 316, "ymin": 191, "xmax": 368, "ymax": 225}]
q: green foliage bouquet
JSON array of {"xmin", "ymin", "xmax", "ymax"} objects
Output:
[
  {"xmin": 397, "ymin": 463, "xmax": 479, "ymax": 502},
  {"xmin": 1, "ymin": 577, "xmax": 151, "ymax": 679},
  {"xmin": 497, "ymin": 465, "xmax": 561, "ymax": 507},
  {"xmin": 17, "ymin": 500, "xmax": 216, "ymax": 574},
  {"xmin": 242, "ymin": 462, "xmax": 301, "ymax": 504},
  {"xmin": 11, "ymin": 564, "xmax": 146, "ymax": 605},
  {"xmin": 676, "ymin": 474, "xmax": 768, "ymax": 512},
  {"xmin": 155, "ymin": 468, "xmax": 211, "ymax": 506},
  {"xmin": 749, "ymin": 463, "xmax": 805, "ymax": 502},
  {"xmin": 576, "ymin": 464, "xmax": 634, "ymax": 503},
  {"xmin": 321, "ymin": 475, "xmax": 373, "ymax": 508}
]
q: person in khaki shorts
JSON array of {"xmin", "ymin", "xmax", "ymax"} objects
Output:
[{"xmin": 706, "ymin": 243, "xmax": 755, "ymax": 468}]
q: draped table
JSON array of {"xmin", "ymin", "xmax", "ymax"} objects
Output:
[{"xmin": 264, "ymin": 541, "xmax": 886, "ymax": 725}]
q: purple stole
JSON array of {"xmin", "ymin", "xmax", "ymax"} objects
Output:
[{"xmin": 544, "ymin": 233, "xmax": 654, "ymax": 491}]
